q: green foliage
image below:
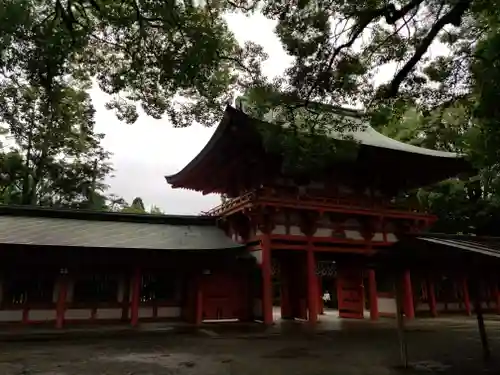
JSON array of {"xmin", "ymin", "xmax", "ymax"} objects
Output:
[
  {"xmin": 0, "ymin": 0, "xmax": 268, "ymax": 127},
  {"xmin": 120, "ymin": 197, "xmax": 165, "ymax": 214}
]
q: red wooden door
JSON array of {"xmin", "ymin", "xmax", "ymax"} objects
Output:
[
  {"xmin": 337, "ymin": 268, "xmax": 364, "ymax": 319},
  {"xmin": 202, "ymin": 273, "xmax": 245, "ymax": 320}
]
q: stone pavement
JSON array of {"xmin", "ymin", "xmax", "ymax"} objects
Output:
[{"xmin": 0, "ymin": 311, "xmax": 499, "ymax": 374}]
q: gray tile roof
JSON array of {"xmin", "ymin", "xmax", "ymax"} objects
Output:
[
  {"xmin": 0, "ymin": 216, "xmax": 242, "ymax": 250},
  {"xmin": 416, "ymin": 236, "xmax": 500, "ymax": 258}
]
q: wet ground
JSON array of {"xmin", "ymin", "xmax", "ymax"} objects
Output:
[{"xmin": 1, "ymin": 312, "xmax": 500, "ymax": 375}]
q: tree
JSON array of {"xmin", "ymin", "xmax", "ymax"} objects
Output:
[
  {"xmin": 0, "ymin": 81, "xmax": 112, "ymax": 208},
  {"xmin": 120, "ymin": 197, "xmax": 165, "ymax": 214},
  {"xmin": 149, "ymin": 205, "xmax": 164, "ymax": 214},
  {"xmin": 0, "ymin": 0, "xmax": 267, "ymax": 128}
]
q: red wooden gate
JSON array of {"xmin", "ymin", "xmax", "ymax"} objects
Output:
[
  {"xmin": 202, "ymin": 273, "xmax": 247, "ymax": 321},
  {"xmin": 337, "ymin": 268, "xmax": 364, "ymax": 319}
]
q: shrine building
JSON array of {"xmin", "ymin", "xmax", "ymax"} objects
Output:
[{"xmin": 0, "ymin": 103, "xmax": 495, "ymax": 328}]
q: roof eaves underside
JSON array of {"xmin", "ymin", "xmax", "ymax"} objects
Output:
[
  {"xmin": 165, "ymin": 106, "xmax": 237, "ymax": 185},
  {"xmin": 0, "ymin": 216, "xmax": 242, "ymax": 250}
]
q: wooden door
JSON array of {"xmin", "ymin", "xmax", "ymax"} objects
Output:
[
  {"xmin": 202, "ymin": 273, "xmax": 245, "ymax": 320},
  {"xmin": 337, "ymin": 268, "xmax": 364, "ymax": 319}
]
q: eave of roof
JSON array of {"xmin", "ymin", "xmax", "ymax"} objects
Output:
[{"xmin": 0, "ymin": 205, "xmax": 217, "ymax": 226}]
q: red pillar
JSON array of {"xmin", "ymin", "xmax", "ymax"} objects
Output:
[
  {"xmin": 368, "ymin": 269, "xmax": 379, "ymax": 320},
  {"xmin": 195, "ymin": 276, "xmax": 203, "ymax": 325},
  {"xmin": 403, "ymin": 270, "xmax": 415, "ymax": 319},
  {"xmin": 261, "ymin": 234, "xmax": 273, "ymax": 326},
  {"xmin": 428, "ymin": 279, "xmax": 437, "ymax": 317},
  {"xmin": 463, "ymin": 277, "xmax": 471, "ymax": 316},
  {"xmin": 306, "ymin": 242, "xmax": 318, "ymax": 325},
  {"xmin": 495, "ymin": 282, "xmax": 500, "ymax": 315},
  {"xmin": 130, "ymin": 268, "xmax": 141, "ymax": 327},
  {"xmin": 55, "ymin": 275, "xmax": 68, "ymax": 329}
]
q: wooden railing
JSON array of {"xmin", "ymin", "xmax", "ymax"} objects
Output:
[{"xmin": 202, "ymin": 188, "xmax": 429, "ymax": 217}]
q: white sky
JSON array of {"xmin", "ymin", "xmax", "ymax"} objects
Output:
[{"xmin": 92, "ymin": 12, "xmax": 446, "ymax": 215}]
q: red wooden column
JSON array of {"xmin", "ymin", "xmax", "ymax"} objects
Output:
[
  {"xmin": 427, "ymin": 278, "xmax": 437, "ymax": 317},
  {"xmin": 55, "ymin": 272, "xmax": 69, "ymax": 329},
  {"xmin": 130, "ymin": 268, "xmax": 141, "ymax": 327},
  {"xmin": 491, "ymin": 278, "xmax": 500, "ymax": 315},
  {"xmin": 368, "ymin": 269, "xmax": 379, "ymax": 320},
  {"xmin": 261, "ymin": 233, "xmax": 273, "ymax": 326},
  {"xmin": 195, "ymin": 275, "xmax": 203, "ymax": 325},
  {"xmin": 306, "ymin": 240, "xmax": 318, "ymax": 325},
  {"xmin": 403, "ymin": 270, "xmax": 415, "ymax": 319},
  {"xmin": 463, "ymin": 277, "xmax": 471, "ymax": 316}
]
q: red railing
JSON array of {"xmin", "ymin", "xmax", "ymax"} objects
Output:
[{"xmin": 202, "ymin": 189, "xmax": 429, "ymax": 218}]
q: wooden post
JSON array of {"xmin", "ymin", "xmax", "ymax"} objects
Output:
[
  {"xmin": 368, "ymin": 269, "xmax": 379, "ymax": 320},
  {"xmin": 261, "ymin": 234, "xmax": 273, "ymax": 326},
  {"xmin": 493, "ymin": 280, "xmax": 500, "ymax": 315},
  {"xmin": 463, "ymin": 277, "xmax": 471, "ymax": 316},
  {"xmin": 395, "ymin": 273, "xmax": 409, "ymax": 368},
  {"xmin": 403, "ymin": 270, "xmax": 415, "ymax": 319},
  {"xmin": 195, "ymin": 275, "xmax": 203, "ymax": 326},
  {"xmin": 306, "ymin": 240, "xmax": 318, "ymax": 325},
  {"xmin": 428, "ymin": 278, "xmax": 437, "ymax": 317},
  {"xmin": 130, "ymin": 268, "xmax": 141, "ymax": 328},
  {"xmin": 55, "ymin": 273, "xmax": 68, "ymax": 329},
  {"xmin": 471, "ymin": 278, "xmax": 491, "ymax": 361}
]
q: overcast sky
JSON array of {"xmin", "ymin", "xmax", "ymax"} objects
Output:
[
  {"xmin": 92, "ymin": 13, "xmax": 292, "ymax": 215},
  {"xmin": 92, "ymin": 12, "xmax": 446, "ymax": 215}
]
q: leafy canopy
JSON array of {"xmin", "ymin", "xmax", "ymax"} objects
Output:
[{"xmin": 0, "ymin": 0, "xmax": 268, "ymax": 127}]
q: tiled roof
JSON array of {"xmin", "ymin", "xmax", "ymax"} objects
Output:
[
  {"xmin": 416, "ymin": 235, "xmax": 500, "ymax": 258},
  {"xmin": 0, "ymin": 211, "xmax": 241, "ymax": 250}
]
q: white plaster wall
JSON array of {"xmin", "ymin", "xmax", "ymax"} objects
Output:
[
  {"xmin": 252, "ymin": 250, "xmax": 263, "ymax": 265},
  {"xmin": 289, "ymin": 225, "xmax": 302, "ymax": 236},
  {"xmin": 386, "ymin": 233, "xmax": 398, "ymax": 243},
  {"xmin": 316, "ymin": 228, "xmax": 331, "ymax": 237},
  {"xmin": 378, "ymin": 297, "xmax": 396, "ymax": 314},
  {"xmin": 29, "ymin": 310, "xmax": 56, "ymax": 321},
  {"xmin": 65, "ymin": 309, "xmax": 91, "ymax": 320},
  {"xmin": 138, "ymin": 307, "xmax": 154, "ymax": 318},
  {"xmin": 96, "ymin": 308, "xmax": 122, "ymax": 320},
  {"xmin": 274, "ymin": 225, "xmax": 287, "ymax": 235},
  {"xmin": 0, "ymin": 310, "xmax": 22, "ymax": 322},
  {"xmin": 345, "ymin": 230, "xmax": 363, "ymax": 240},
  {"xmin": 157, "ymin": 307, "xmax": 181, "ymax": 318}
]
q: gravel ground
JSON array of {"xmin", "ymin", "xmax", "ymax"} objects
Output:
[{"xmin": 0, "ymin": 317, "xmax": 499, "ymax": 375}]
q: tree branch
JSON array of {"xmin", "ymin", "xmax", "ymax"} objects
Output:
[
  {"xmin": 384, "ymin": 0, "xmax": 426, "ymax": 24},
  {"xmin": 384, "ymin": 0, "xmax": 472, "ymax": 98}
]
